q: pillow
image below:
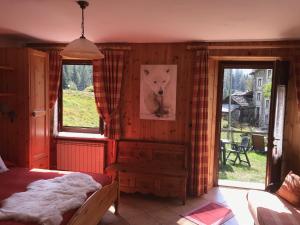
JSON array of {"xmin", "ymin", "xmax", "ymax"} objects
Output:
[
  {"xmin": 0, "ymin": 155, "xmax": 9, "ymax": 173},
  {"xmin": 276, "ymin": 171, "xmax": 300, "ymax": 207}
]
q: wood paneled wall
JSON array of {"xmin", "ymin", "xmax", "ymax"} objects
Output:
[
  {"xmin": 29, "ymin": 41, "xmax": 300, "ymax": 186},
  {"xmin": 120, "ymin": 44, "xmax": 194, "ymax": 144},
  {"xmin": 118, "ymin": 44, "xmax": 219, "ymax": 188},
  {"xmin": 283, "ymin": 67, "xmax": 300, "ymax": 176},
  {"xmin": 0, "ymin": 49, "xmax": 29, "ymax": 166},
  {"xmin": 0, "ymin": 38, "xmax": 24, "ymax": 48},
  {"xmin": 112, "ymin": 42, "xmax": 300, "ymax": 185}
]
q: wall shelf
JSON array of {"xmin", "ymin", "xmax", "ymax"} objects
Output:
[{"xmin": 0, "ymin": 66, "xmax": 14, "ymax": 71}]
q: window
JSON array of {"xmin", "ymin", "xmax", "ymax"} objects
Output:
[
  {"xmin": 267, "ymin": 69, "xmax": 272, "ymax": 79},
  {"xmin": 257, "ymin": 78, "xmax": 262, "ymax": 87},
  {"xmin": 265, "ymin": 99, "xmax": 270, "ymax": 108},
  {"xmin": 256, "ymin": 107, "xmax": 260, "ymax": 120},
  {"xmin": 257, "ymin": 92, "xmax": 261, "ymax": 101},
  {"xmin": 59, "ymin": 61, "xmax": 100, "ymax": 133},
  {"xmin": 265, "ymin": 114, "xmax": 269, "ymax": 123}
]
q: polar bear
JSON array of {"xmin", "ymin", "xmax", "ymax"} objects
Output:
[{"xmin": 141, "ymin": 66, "xmax": 173, "ymax": 118}]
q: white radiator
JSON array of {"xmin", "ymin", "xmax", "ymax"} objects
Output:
[{"xmin": 57, "ymin": 140, "xmax": 105, "ymax": 173}]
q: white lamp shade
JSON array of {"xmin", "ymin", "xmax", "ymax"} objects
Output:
[{"xmin": 60, "ymin": 37, "xmax": 104, "ymax": 60}]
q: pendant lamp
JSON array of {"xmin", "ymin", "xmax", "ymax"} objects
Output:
[{"xmin": 60, "ymin": 1, "xmax": 104, "ymax": 60}]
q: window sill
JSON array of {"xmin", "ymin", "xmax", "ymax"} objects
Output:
[{"xmin": 55, "ymin": 132, "xmax": 108, "ymax": 142}]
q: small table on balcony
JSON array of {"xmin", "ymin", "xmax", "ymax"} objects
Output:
[{"xmin": 220, "ymin": 139, "xmax": 231, "ymax": 166}]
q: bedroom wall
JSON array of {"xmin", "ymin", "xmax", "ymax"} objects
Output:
[
  {"xmin": 120, "ymin": 43, "xmax": 194, "ymax": 144},
  {"xmin": 118, "ymin": 43, "xmax": 217, "ymax": 188},
  {"xmin": 0, "ymin": 39, "xmax": 26, "ymax": 163},
  {"xmin": 26, "ymin": 41, "xmax": 300, "ymax": 185},
  {"xmin": 0, "ymin": 39, "xmax": 24, "ymax": 152},
  {"xmin": 119, "ymin": 42, "xmax": 300, "ymax": 183},
  {"xmin": 42, "ymin": 43, "xmax": 216, "ymax": 188},
  {"xmin": 0, "ymin": 37, "xmax": 24, "ymax": 47},
  {"xmin": 0, "ymin": 49, "xmax": 30, "ymax": 166},
  {"xmin": 283, "ymin": 70, "xmax": 300, "ymax": 176}
]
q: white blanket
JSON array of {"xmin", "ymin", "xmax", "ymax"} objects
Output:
[{"xmin": 0, "ymin": 172, "xmax": 101, "ymax": 225}]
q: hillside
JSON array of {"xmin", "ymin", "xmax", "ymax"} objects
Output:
[{"xmin": 63, "ymin": 90, "xmax": 99, "ymax": 128}]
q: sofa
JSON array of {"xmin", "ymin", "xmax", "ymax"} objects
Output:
[
  {"xmin": 247, "ymin": 189, "xmax": 300, "ymax": 225},
  {"xmin": 247, "ymin": 170, "xmax": 300, "ymax": 225}
]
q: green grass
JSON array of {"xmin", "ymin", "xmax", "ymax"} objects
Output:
[
  {"xmin": 219, "ymin": 151, "xmax": 267, "ymax": 183},
  {"xmin": 63, "ymin": 89, "xmax": 99, "ymax": 128}
]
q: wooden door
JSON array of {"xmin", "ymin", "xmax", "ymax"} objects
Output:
[
  {"xmin": 29, "ymin": 49, "xmax": 50, "ymax": 169},
  {"xmin": 266, "ymin": 61, "xmax": 289, "ymax": 185}
]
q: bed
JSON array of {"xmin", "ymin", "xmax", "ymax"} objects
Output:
[{"xmin": 0, "ymin": 167, "xmax": 119, "ymax": 225}]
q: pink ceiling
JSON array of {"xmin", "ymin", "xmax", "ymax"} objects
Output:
[{"xmin": 0, "ymin": 0, "xmax": 300, "ymax": 43}]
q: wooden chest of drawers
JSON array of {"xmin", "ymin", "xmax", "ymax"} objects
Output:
[{"xmin": 108, "ymin": 140, "xmax": 187, "ymax": 204}]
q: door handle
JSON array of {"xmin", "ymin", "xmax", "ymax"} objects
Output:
[{"xmin": 32, "ymin": 110, "xmax": 46, "ymax": 117}]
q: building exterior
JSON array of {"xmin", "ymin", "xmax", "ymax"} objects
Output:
[
  {"xmin": 251, "ymin": 69, "xmax": 272, "ymax": 129},
  {"xmin": 222, "ymin": 69, "xmax": 272, "ymax": 129},
  {"xmin": 222, "ymin": 91, "xmax": 256, "ymax": 127}
]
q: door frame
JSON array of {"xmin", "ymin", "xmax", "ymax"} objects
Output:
[
  {"xmin": 214, "ymin": 60, "xmax": 278, "ymax": 187},
  {"xmin": 266, "ymin": 61, "xmax": 289, "ymax": 185}
]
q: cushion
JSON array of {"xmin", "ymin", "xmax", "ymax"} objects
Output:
[
  {"xmin": 0, "ymin": 155, "xmax": 9, "ymax": 173},
  {"xmin": 276, "ymin": 171, "xmax": 300, "ymax": 207}
]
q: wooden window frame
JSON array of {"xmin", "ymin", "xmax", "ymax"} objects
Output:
[{"xmin": 58, "ymin": 60, "xmax": 101, "ymax": 134}]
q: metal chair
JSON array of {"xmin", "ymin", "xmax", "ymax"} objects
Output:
[{"xmin": 225, "ymin": 136, "xmax": 251, "ymax": 167}]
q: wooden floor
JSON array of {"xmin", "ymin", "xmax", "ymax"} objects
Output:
[{"xmin": 100, "ymin": 187, "xmax": 254, "ymax": 225}]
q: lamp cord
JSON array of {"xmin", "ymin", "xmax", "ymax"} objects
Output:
[{"xmin": 81, "ymin": 5, "xmax": 85, "ymax": 38}]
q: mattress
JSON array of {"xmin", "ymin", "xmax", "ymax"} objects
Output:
[{"xmin": 0, "ymin": 167, "xmax": 111, "ymax": 225}]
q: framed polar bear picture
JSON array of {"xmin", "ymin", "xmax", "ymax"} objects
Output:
[{"xmin": 140, "ymin": 64, "xmax": 177, "ymax": 120}]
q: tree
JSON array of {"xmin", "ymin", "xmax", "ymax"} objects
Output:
[
  {"xmin": 62, "ymin": 65, "xmax": 71, "ymax": 89},
  {"xmin": 223, "ymin": 69, "xmax": 231, "ymax": 99},
  {"xmin": 62, "ymin": 64, "xmax": 93, "ymax": 91},
  {"xmin": 245, "ymin": 75, "xmax": 253, "ymax": 91},
  {"xmin": 263, "ymin": 82, "xmax": 272, "ymax": 98},
  {"xmin": 68, "ymin": 81, "xmax": 78, "ymax": 90},
  {"xmin": 85, "ymin": 85, "xmax": 94, "ymax": 92},
  {"xmin": 78, "ymin": 65, "xmax": 92, "ymax": 91},
  {"xmin": 71, "ymin": 65, "xmax": 80, "ymax": 90}
]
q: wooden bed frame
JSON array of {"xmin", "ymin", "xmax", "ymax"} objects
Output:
[
  {"xmin": 68, "ymin": 179, "xmax": 120, "ymax": 225},
  {"xmin": 0, "ymin": 167, "xmax": 120, "ymax": 225}
]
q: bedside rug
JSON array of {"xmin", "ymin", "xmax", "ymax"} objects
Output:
[{"xmin": 182, "ymin": 202, "xmax": 233, "ymax": 225}]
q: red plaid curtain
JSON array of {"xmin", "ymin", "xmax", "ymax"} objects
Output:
[
  {"xmin": 294, "ymin": 57, "xmax": 300, "ymax": 111},
  {"xmin": 93, "ymin": 50, "xmax": 125, "ymax": 139},
  {"xmin": 189, "ymin": 49, "xmax": 209, "ymax": 196},
  {"xmin": 49, "ymin": 50, "xmax": 62, "ymax": 109}
]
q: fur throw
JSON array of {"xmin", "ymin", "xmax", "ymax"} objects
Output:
[{"xmin": 0, "ymin": 172, "xmax": 101, "ymax": 225}]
